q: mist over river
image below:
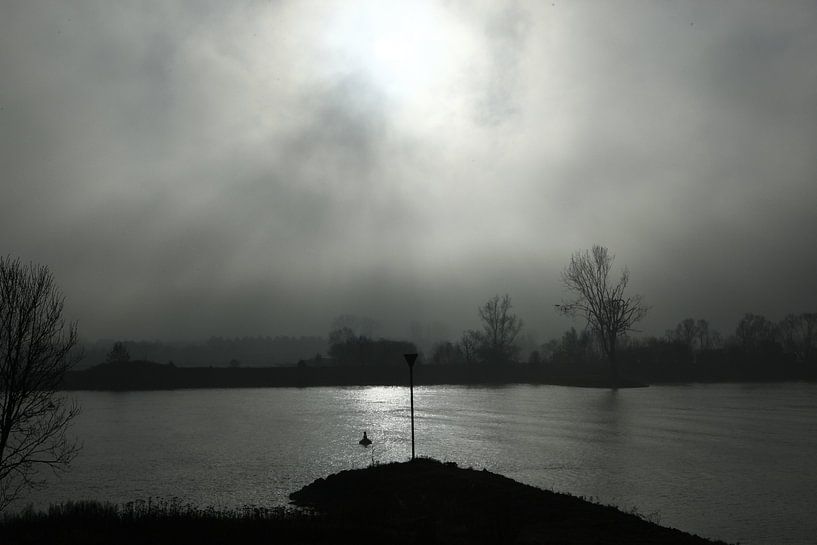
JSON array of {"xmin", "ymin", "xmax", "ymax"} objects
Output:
[{"xmin": 25, "ymin": 383, "xmax": 817, "ymax": 545}]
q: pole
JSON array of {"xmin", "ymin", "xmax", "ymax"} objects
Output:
[
  {"xmin": 404, "ymin": 353, "xmax": 418, "ymax": 460},
  {"xmin": 409, "ymin": 363, "xmax": 415, "ymax": 460}
]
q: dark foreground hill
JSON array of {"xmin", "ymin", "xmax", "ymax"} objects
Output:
[
  {"xmin": 290, "ymin": 458, "xmax": 729, "ymax": 545},
  {"xmin": 1, "ymin": 459, "xmax": 732, "ymax": 544}
]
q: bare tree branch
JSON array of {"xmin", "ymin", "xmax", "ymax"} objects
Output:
[
  {"xmin": 0, "ymin": 256, "xmax": 81, "ymax": 511},
  {"xmin": 557, "ymin": 246, "xmax": 648, "ymax": 387},
  {"xmin": 474, "ymin": 294, "xmax": 523, "ymax": 364}
]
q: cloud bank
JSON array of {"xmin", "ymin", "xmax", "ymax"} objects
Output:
[{"xmin": 2, "ymin": 1, "xmax": 816, "ymax": 342}]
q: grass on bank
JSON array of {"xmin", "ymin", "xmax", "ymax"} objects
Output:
[{"xmin": 1, "ymin": 499, "xmax": 344, "ymax": 545}]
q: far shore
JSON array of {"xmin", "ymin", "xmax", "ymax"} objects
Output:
[
  {"xmin": 59, "ymin": 358, "xmax": 815, "ymax": 391},
  {"xmin": 61, "ymin": 360, "xmax": 647, "ymax": 390}
]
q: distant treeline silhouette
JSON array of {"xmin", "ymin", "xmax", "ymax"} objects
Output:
[
  {"xmin": 328, "ymin": 336, "xmax": 417, "ymax": 366},
  {"xmin": 78, "ymin": 336, "xmax": 328, "ymax": 369},
  {"xmin": 430, "ymin": 311, "xmax": 816, "ymax": 383},
  {"xmin": 61, "ymin": 359, "xmax": 645, "ymax": 390},
  {"xmin": 64, "ymin": 310, "xmax": 816, "ymax": 390}
]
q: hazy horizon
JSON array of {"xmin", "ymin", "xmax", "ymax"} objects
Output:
[{"xmin": 3, "ymin": 1, "xmax": 816, "ymax": 343}]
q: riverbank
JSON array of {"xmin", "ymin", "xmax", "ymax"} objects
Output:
[
  {"xmin": 60, "ymin": 360, "xmax": 648, "ymax": 390},
  {"xmin": 2, "ymin": 459, "xmax": 732, "ymax": 544},
  {"xmin": 61, "ymin": 357, "xmax": 817, "ymax": 391}
]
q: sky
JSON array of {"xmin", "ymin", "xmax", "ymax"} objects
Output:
[{"xmin": 2, "ymin": 1, "xmax": 816, "ymax": 344}]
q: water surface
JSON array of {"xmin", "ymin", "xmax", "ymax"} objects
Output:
[{"xmin": 25, "ymin": 383, "xmax": 817, "ymax": 545}]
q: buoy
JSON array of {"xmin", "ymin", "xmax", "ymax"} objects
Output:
[{"xmin": 359, "ymin": 431, "xmax": 372, "ymax": 446}]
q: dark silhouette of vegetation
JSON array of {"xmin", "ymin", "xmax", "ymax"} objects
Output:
[
  {"xmin": 47, "ymin": 270, "xmax": 815, "ymax": 393},
  {"xmin": 670, "ymin": 318, "xmax": 699, "ymax": 351},
  {"xmin": 540, "ymin": 310, "xmax": 816, "ymax": 384},
  {"xmin": 778, "ymin": 312, "xmax": 817, "ymax": 362},
  {"xmin": 458, "ymin": 329, "xmax": 481, "ymax": 364},
  {"xmin": 665, "ymin": 318, "xmax": 721, "ymax": 363},
  {"xmin": 734, "ymin": 313, "xmax": 777, "ymax": 353},
  {"xmin": 0, "ymin": 498, "xmax": 359, "ymax": 545},
  {"xmin": 327, "ymin": 335, "xmax": 416, "ymax": 367},
  {"xmin": 557, "ymin": 245, "xmax": 649, "ymax": 387},
  {"xmin": 429, "ymin": 341, "xmax": 464, "ymax": 365},
  {"xmin": 430, "ymin": 294, "xmax": 524, "ymax": 366},
  {"xmin": 475, "ymin": 294, "xmax": 523, "ymax": 364},
  {"xmin": 62, "ymin": 358, "xmax": 647, "ymax": 390},
  {"xmin": 543, "ymin": 327, "xmax": 598, "ymax": 367},
  {"xmin": 325, "ymin": 313, "xmax": 416, "ymax": 366},
  {"xmin": 0, "ymin": 256, "xmax": 81, "ymax": 510},
  {"xmin": 79, "ymin": 335, "xmax": 327, "ymax": 368},
  {"xmin": 105, "ymin": 341, "xmax": 130, "ymax": 364},
  {"xmin": 60, "ymin": 306, "xmax": 817, "ymax": 390}
]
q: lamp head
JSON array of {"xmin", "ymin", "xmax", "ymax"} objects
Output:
[{"xmin": 404, "ymin": 353, "xmax": 418, "ymax": 368}]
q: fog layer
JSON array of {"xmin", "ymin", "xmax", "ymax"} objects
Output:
[{"xmin": 2, "ymin": 1, "xmax": 815, "ymax": 341}]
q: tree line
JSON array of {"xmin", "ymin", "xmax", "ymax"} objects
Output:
[
  {"xmin": 539, "ymin": 312, "xmax": 816, "ymax": 383},
  {"xmin": 80, "ymin": 335, "xmax": 327, "ymax": 368},
  {"xmin": 322, "ymin": 314, "xmax": 417, "ymax": 366},
  {"xmin": 425, "ymin": 245, "xmax": 815, "ymax": 386},
  {"xmin": 427, "ymin": 303, "xmax": 816, "ymax": 384}
]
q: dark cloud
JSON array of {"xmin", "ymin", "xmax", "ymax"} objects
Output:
[{"xmin": 2, "ymin": 1, "xmax": 816, "ymax": 343}]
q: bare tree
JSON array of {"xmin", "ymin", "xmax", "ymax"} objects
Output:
[
  {"xmin": 667, "ymin": 318, "xmax": 720, "ymax": 362},
  {"xmin": 476, "ymin": 294, "xmax": 524, "ymax": 364},
  {"xmin": 734, "ymin": 313, "xmax": 776, "ymax": 352},
  {"xmin": 458, "ymin": 329, "xmax": 481, "ymax": 364},
  {"xmin": 430, "ymin": 341, "xmax": 465, "ymax": 365},
  {"xmin": 800, "ymin": 313, "xmax": 817, "ymax": 363},
  {"xmin": 777, "ymin": 313, "xmax": 817, "ymax": 362},
  {"xmin": 0, "ymin": 256, "xmax": 81, "ymax": 510},
  {"xmin": 558, "ymin": 327, "xmax": 598, "ymax": 366},
  {"xmin": 672, "ymin": 318, "xmax": 698, "ymax": 351},
  {"xmin": 557, "ymin": 245, "xmax": 648, "ymax": 387},
  {"xmin": 695, "ymin": 319, "xmax": 719, "ymax": 350}
]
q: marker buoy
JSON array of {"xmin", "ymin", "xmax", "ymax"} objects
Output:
[{"xmin": 359, "ymin": 431, "xmax": 372, "ymax": 446}]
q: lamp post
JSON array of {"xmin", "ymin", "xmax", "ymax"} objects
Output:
[{"xmin": 404, "ymin": 353, "xmax": 417, "ymax": 460}]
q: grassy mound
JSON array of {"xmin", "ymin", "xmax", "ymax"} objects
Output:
[{"xmin": 290, "ymin": 458, "xmax": 731, "ymax": 544}]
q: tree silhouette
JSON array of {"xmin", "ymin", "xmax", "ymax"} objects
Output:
[
  {"xmin": 476, "ymin": 294, "xmax": 523, "ymax": 364},
  {"xmin": 695, "ymin": 319, "xmax": 720, "ymax": 351},
  {"xmin": 0, "ymin": 256, "xmax": 81, "ymax": 510},
  {"xmin": 458, "ymin": 329, "xmax": 481, "ymax": 364},
  {"xmin": 105, "ymin": 341, "xmax": 130, "ymax": 364},
  {"xmin": 430, "ymin": 341, "xmax": 465, "ymax": 365},
  {"xmin": 735, "ymin": 313, "xmax": 776, "ymax": 352},
  {"xmin": 778, "ymin": 313, "xmax": 817, "ymax": 362},
  {"xmin": 557, "ymin": 245, "xmax": 648, "ymax": 387},
  {"xmin": 671, "ymin": 318, "xmax": 698, "ymax": 351}
]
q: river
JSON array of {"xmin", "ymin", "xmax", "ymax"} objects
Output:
[{"xmin": 22, "ymin": 382, "xmax": 817, "ymax": 545}]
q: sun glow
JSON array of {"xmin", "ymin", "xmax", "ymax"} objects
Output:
[{"xmin": 324, "ymin": 1, "xmax": 470, "ymax": 103}]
